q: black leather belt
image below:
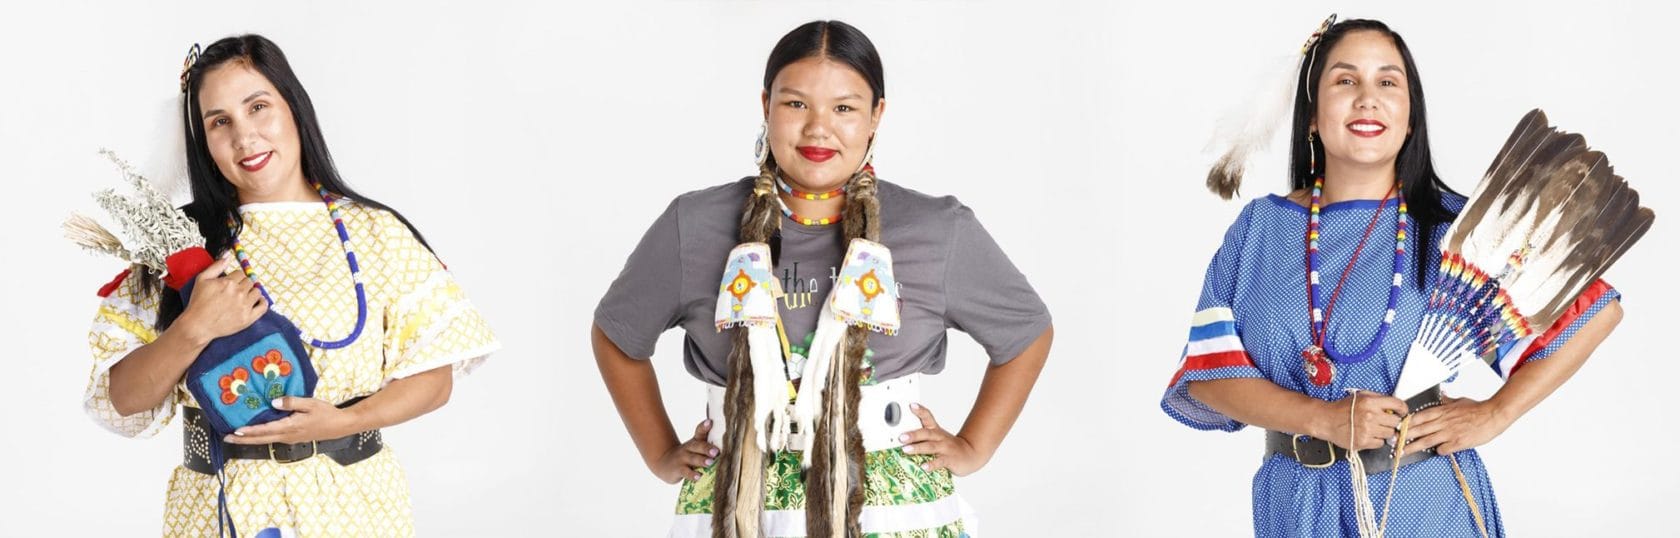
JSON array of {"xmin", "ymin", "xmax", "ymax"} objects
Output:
[
  {"xmin": 182, "ymin": 397, "xmax": 382, "ymax": 475},
  {"xmin": 1266, "ymin": 385, "xmax": 1444, "ymax": 475}
]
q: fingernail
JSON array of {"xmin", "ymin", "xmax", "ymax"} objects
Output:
[
  {"xmin": 920, "ymin": 463, "xmax": 929, "ymax": 470},
  {"xmin": 899, "ymin": 434, "xmax": 909, "ymax": 442},
  {"xmin": 703, "ymin": 419, "xmax": 712, "ymax": 427},
  {"xmin": 223, "ymin": 435, "xmax": 234, "ymax": 442},
  {"xmin": 910, "ymin": 402, "xmax": 921, "ymax": 410},
  {"xmin": 232, "ymin": 430, "xmax": 245, "ymax": 436},
  {"xmin": 271, "ymin": 398, "xmax": 285, "ymax": 410},
  {"xmin": 704, "ymin": 458, "xmax": 714, "ymax": 466},
  {"xmin": 903, "ymin": 445, "xmax": 914, "ymax": 453},
  {"xmin": 708, "ymin": 448, "xmax": 718, "ymax": 457}
]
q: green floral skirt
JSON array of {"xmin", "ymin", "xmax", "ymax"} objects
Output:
[{"xmin": 669, "ymin": 447, "xmax": 974, "ymax": 537}]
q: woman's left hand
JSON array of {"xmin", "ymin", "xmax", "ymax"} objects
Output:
[
  {"xmin": 224, "ymin": 397, "xmax": 363, "ymax": 445},
  {"xmin": 899, "ymin": 403, "xmax": 988, "ymax": 477},
  {"xmin": 1401, "ymin": 396, "xmax": 1514, "ymax": 456}
]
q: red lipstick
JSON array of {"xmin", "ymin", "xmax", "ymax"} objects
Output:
[
  {"xmin": 238, "ymin": 151, "xmax": 273, "ymax": 172},
  {"xmin": 1346, "ymin": 119, "xmax": 1387, "ymax": 138},
  {"xmin": 797, "ymin": 146, "xmax": 836, "ymax": 163}
]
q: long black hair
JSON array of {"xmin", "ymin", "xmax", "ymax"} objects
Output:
[
  {"xmin": 150, "ymin": 34, "xmax": 429, "ymax": 330},
  {"xmin": 1289, "ymin": 19, "xmax": 1459, "ymax": 288}
]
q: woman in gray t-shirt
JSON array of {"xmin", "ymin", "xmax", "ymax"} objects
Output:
[{"xmin": 593, "ymin": 20, "xmax": 1052, "ymax": 537}]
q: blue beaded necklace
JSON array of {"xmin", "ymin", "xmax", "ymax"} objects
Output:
[
  {"xmin": 1301, "ymin": 177, "xmax": 1408, "ymax": 386},
  {"xmin": 228, "ymin": 181, "xmax": 368, "ymax": 349}
]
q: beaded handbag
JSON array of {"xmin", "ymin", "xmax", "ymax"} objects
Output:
[{"xmin": 67, "ymin": 151, "xmax": 318, "ymax": 437}]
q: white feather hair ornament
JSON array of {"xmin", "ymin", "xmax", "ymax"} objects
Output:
[{"xmin": 1205, "ymin": 14, "xmax": 1336, "ymax": 199}]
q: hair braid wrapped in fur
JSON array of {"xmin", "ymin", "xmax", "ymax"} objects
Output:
[
  {"xmin": 711, "ymin": 165, "xmax": 781, "ymax": 538},
  {"xmin": 807, "ymin": 166, "xmax": 878, "ymax": 537},
  {"xmin": 711, "ymin": 161, "xmax": 882, "ymax": 537}
]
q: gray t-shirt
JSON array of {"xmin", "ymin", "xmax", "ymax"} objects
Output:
[{"xmin": 595, "ymin": 177, "xmax": 1051, "ymax": 385}]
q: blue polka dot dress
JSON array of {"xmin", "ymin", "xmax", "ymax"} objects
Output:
[{"xmin": 1161, "ymin": 193, "xmax": 1621, "ymax": 537}]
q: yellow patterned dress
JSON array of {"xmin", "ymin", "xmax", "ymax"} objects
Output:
[{"xmin": 82, "ymin": 200, "xmax": 500, "ymax": 537}]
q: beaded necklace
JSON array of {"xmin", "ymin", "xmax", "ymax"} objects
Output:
[
  {"xmin": 229, "ymin": 181, "xmax": 369, "ymax": 349},
  {"xmin": 780, "ymin": 205, "xmax": 844, "ymax": 226},
  {"xmin": 1301, "ymin": 177, "xmax": 1408, "ymax": 386},
  {"xmin": 776, "ymin": 176, "xmax": 846, "ymax": 201},
  {"xmin": 774, "ymin": 177, "xmax": 845, "ymax": 226}
]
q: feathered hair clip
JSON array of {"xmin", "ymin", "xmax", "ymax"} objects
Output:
[
  {"xmin": 1301, "ymin": 14, "xmax": 1337, "ymax": 54},
  {"xmin": 1204, "ymin": 13, "xmax": 1336, "ymax": 199}
]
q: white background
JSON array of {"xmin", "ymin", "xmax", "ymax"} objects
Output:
[{"xmin": 0, "ymin": 1, "xmax": 1672, "ymax": 536}]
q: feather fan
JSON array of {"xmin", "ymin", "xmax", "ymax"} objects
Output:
[{"xmin": 1394, "ymin": 109, "xmax": 1655, "ymax": 398}]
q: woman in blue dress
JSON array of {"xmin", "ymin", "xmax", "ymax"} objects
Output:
[{"xmin": 1161, "ymin": 18, "xmax": 1624, "ymax": 537}]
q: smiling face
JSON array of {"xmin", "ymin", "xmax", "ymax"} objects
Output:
[
  {"xmin": 196, "ymin": 61, "xmax": 311, "ymax": 203},
  {"xmin": 762, "ymin": 56, "xmax": 884, "ymax": 191},
  {"xmin": 1313, "ymin": 30, "xmax": 1411, "ymax": 176}
]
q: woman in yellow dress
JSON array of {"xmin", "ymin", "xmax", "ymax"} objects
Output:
[{"xmin": 81, "ymin": 35, "xmax": 499, "ymax": 536}]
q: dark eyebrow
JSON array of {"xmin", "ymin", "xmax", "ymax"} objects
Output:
[
  {"xmin": 1327, "ymin": 61, "xmax": 1405, "ymax": 75},
  {"xmin": 776, "ymin": 88, "xmax": 865, "ymax": 102},
  {"xmin": 203, "ymin": 90, "xmax": 271, "ymax": 118}
]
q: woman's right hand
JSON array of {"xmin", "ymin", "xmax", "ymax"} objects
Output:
[
  {"xmin": 652, "ymin": 419, "xmax": 719, "ymax": 484},
  {"xmin": 173, "ymin": 256, "xmax": 268, "ymax": 345},
  {"xmin": 1313, "ymin": 390, "xmax": 1408, "ymax": 451}
]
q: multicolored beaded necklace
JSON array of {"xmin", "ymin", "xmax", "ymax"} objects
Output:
[
  {"xmin": 1301, "ymin": 177, "xmax": 1408, "ymax": 386},
  {"xmin": 777, "ymin": 176, "xmax": 846, "ymax": 201},
  {"xmin": 228, "ymin": 181, "xmax": 369, "ymax": 349},
  {"xmin": 775, "ymin": 177, "xmax": 845, "ymax": 226},
  {"xmin": 781, "ymin": 205, "xmax": 843, "ymax": 226}
]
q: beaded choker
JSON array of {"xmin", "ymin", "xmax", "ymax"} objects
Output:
[{"xmin": 776, "ymin": 176, "xmax": 846, "ymax": 201}]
